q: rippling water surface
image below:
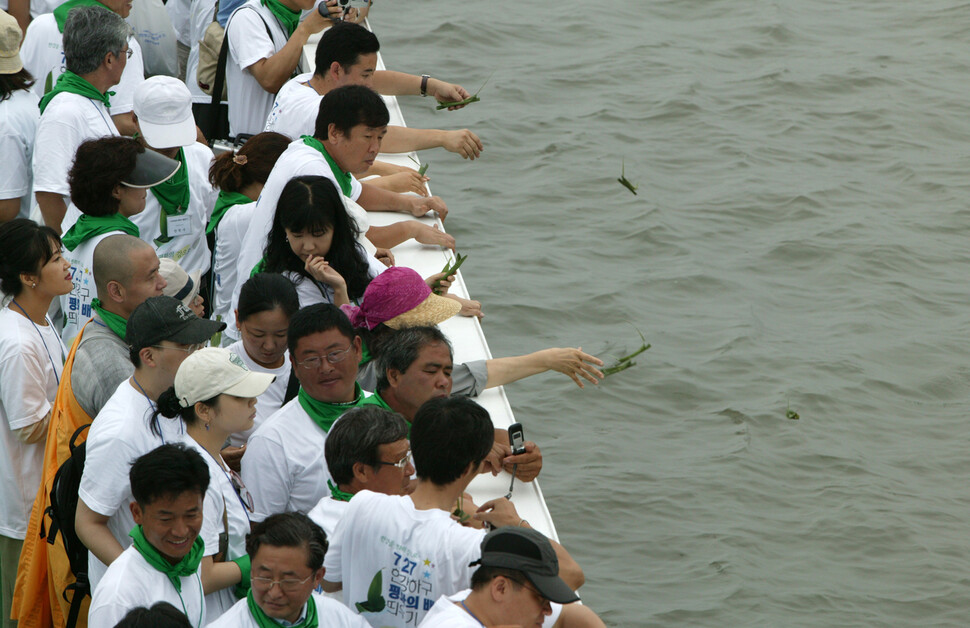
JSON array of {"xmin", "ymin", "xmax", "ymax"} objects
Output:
[{"xmin": 375, "ymin": 1, "xmax": 970, "ymax": 624}]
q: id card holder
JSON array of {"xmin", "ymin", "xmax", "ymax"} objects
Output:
[{"xmin": 166, "ymin": 214, "xmax": 193, "ymax": 237}]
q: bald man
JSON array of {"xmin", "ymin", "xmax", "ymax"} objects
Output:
[{"xmin": 13, "ymin": 234, "xmax": 166, "ymax": 627}]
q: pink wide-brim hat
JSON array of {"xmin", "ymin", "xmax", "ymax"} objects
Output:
[{"xmin": 341, "ymin": 266, "xmax": 461, "ymax": 330}]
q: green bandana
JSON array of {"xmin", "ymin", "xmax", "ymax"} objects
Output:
[
  {"xmin": 359, "ymin": 391, "xmax": 392, "ymax": 412},
  {"xmin": 328, "ymin": 480, "xmax": 354, "ymax": 503},
  {"xmin": 90, "ymin": 298, "xmax": 127, "ymax": 339},
  {"xmin": 301, "ymin": 136, "xmax": 352, "ymax": 197},
  {"xmin": 129, "ymin": 525, "xmax": 205, "ymax": 594},
  {"xmin": 61, "ymin": 213, "xmax": 139, "ymax": 252},
  {"xmin": 359, "ymin": 340, "xmax": 372, "ymax": 367},
  {"xmin": 250, "ymin": 258, "xmax": 267, "ymax": 278},
  {"xmin": 207, "ymin": 190, "xmax": 251, "ymax": 235},
  {"xmin": 261, "ymin": 0, "xmax": 300, "ymax": 37},
  {"xmin": 150, "ymin": 148, "xmax": 190, "ymax": 245},
  {"xmin": 247, "ymin": 588, "xmax": 318, "ymax": 628},
  {"xmin": 39, "ymin": 71, "xmax": 112, "ymax": 114},
  {"xmin": 53, "ymin": 0, "xmax": 110, "ymax": 32},
  {"xmin": 297, "ymin": 384, "xmax": 364, "ymax": 434}
]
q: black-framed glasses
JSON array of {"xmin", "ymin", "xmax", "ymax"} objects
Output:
[
  {"xmin": 374, "ymin": 450, "xmax": 411, "ymax": 470},
  {"xmin": 506, "ymin": 576, "xmax": 551, "ymax": 607},
  {"xmin": 295, "ymin": 345, "xmax": 353, "ymax": 370},
  {"xmin": 251, "ymin": 572, "xmax": 314, "ymax": 592}
]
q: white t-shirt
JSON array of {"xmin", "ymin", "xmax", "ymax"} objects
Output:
[
  {"xmin": 211, "ymin": 199, "xmax": 253, "ymax": 336},
  {"xmin": 284, "ymin": 250, "xmax": 385, "ymax": 309},
  {"xmin": 130, "ymin": 142, "xmax": 217, "ymax": 275},
  {"xmin": 225, "ymin": 0, "xmax": 293, "ymax": 138},
  {"xmin": 233, "ymin": 139, "xmax": 366, "ymax": 307},
  {"xmin": 208, "ymin": 591, "xmax": 369, "ymax": 628},
  {"xmin": 419, "ymin": 589, "xmax": 563, "ymax": 628},
  {"xmin": 79, "ymin": 379, "xmax": 185, "ymax": 591},
  {"xmin": 32, "ymin": 91, "xmax": 118, "ymax": 201},
  {"xmin": 240, "ymin": 396, "xmax": 337, "ymax": 522},
  {"xmin": 88, "ymin": 544, "xmax": 206, "ymax": 628},
  {"xmin": 225, "ymin": 339, "xmax": 290, "ymax": 447},
  {"xmin": 264, "ymin": 71, "xmax": 319, "ymax": 139},
  {"xmin": 0, "ymin": 308, "xmax": 65, "ymax": 539},
  {"xmin": 59, "ymin": 228, "xmax": 116, "ymax": 346},
  {"xmin": 181, "ymin": 437, "xmax": 252, "ymax": 621},
  {"xmin": 307, "ymin": 494, "xmax": 349, "ymax": 540},
  {"xmin": 185, "ymin": 0, "xmax": 219, "ymax": 104},
  {"xmin": 165, "ymin": 0, "xmax": 191, "ymax": 44},
  {"xmin": 324, "ymin": 491, "xmax": 487, "ymax": 628},
  {"xmin": 20, "ymin": 13, "xmax": 145, "ymax": 113},
  {"xmin": 0, "ymin": 89, "xmax": 40, "ymax": 219}
]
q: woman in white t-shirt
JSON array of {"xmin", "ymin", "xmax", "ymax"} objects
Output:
[
  {"xmin": 0, "ymin": 17, "xmax": 39, "ymax": 223},
  {"xmin": 206, "ymin": 131, "xmax": 290, "ymax": 344},
  {"xmin": 0, "ymin": 219, "xmax": 73, "ymax": 621},
  {"xmin": 151, "ymin": 347, "xmax": 275, "ymax": 622},
  {"xmin": 260, "ymin": 175, "xmax": 386, "ymax": 309},
  {"xmin": 225, "ymin": 272, "xmax": 299, "ymax": 447}
]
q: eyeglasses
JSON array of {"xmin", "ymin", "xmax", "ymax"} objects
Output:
[
  {"xmin": 295, "ymin": 345, "xmax": 353, "ymax": 370},
  {"xmin": 151, "ymin": 343, "xmax": 205, "ymax": 353},
  {"xmin": 229, "ymin": 469, "xmax": 254, "ymax": 513},
  {"xmin": 506, "ymin": 576, "xmax": 551, "ymax": 608},
  {"xmin": 251, "ymin": 572, "xmax": 314, "ymax": 592},
  {"xmin": 374, "ymin": 450, "xmax": 411, "ymax": 470},
  {"xmin": 113, "ymin": 47, "xmax": 133, "ymax": 59}
]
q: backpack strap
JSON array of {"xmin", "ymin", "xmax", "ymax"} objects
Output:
[{"xmin": 282, "ymin": 365, "xmax": 299, "ymax": 405}]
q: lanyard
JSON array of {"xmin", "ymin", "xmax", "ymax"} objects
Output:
[
  {"xmin": 173, "ymin": 573, "xmax": 205, "ymax": 628},
  {"xmin": 10, "ymin": 300, "xmax": 64, "ymax": 385},
  {"xmin": 131, "ymin": 376, "xmax": 171, "ymax": 443},
  {"xmin": 198, "ymin": 444, "xmax": 253, "ymax": 518},
  {"xmin": 460, "ymin": 600, "xmax": 486, "ymax": 626}
]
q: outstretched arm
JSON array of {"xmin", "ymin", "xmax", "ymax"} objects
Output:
[
  {"xmin": 485, "ymin": 348, "xmax": 605, "ymax": 389},
  {"xmin": 381, "ymin": 126, "xmax": 483, "ymax": 160}
]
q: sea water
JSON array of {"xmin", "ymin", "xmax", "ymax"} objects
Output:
[{"xmin": 376, "ymin": 1, "xmax": 970, "ymax": 624}]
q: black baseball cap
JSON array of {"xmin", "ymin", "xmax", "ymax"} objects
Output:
[
  {"xmin": 469, "ymin": 527, "xmax": 579, "ymax": 604},
  {"xmin": 126, "ymin": 296, "xmax": 225, "ymax": 350}
]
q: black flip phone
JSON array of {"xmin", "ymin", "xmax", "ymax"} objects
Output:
[{"xmin": 508, "ymin": 422, "xmax": 526, "ymax": 455}]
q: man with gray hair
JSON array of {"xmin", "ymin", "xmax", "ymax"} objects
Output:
[
  {"xmin": 30, "ymin": 6, "xmax": 133, "ymax": 232},
  {"xmin": 308, "ymin": 406, "xmax": 414, "ymax": 538}
]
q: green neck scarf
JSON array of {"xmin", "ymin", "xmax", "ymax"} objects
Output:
[
  {"xmin": 90, "ymin": 298, "xmax": 127, "ymax": 339},
  {"xmin": 297, "ymin": 384, "xmax": 364, "ymax": 434},
  {"xmin": 38, "ymin": 71, "xmax": 112, "ymax": 114},
  {"xmin": 207, "ymin": 190, "xmax": 251, "ymax": 235},
  {"xmin": 261, "ymin": 0, "xmax": 300, "ymax": 37},
  {"xmin": 301, "ymin": 136, "xmax": 352, "ymax": 198},
  {"xmin": 359, "ymin": 340, "xmax": 372, "ymax": 367},
  {"xmin": 328, "ymin": 480, "xmax": 354, "ymax": 503},
  {"xmin": 53, "ymin": 0, "xmax": 110, "ymax": 31},
  {"xmin": 150, "ymin": 148, "xmax": 190, "ymax": 245},
  {"xmin": 247, "ymin": 588, "xmax": 317, "ymax": 628},
  {"xmin": 129, "ymin": 525, "xmax": 205, "ymax": 594},
  {"xmin": 360, "ymin": 391, "xmax": 392, "ymax": 412},
  {"xmin": 250, "ymin": 258, "xmax": 267, "ymax": 278},
  {"xmin": 61, "ymin": 213, "xmax": 139, "ymax": 251}
]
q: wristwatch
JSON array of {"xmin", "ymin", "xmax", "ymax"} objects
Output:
[{"xmin": 420, "ymin": 74, "xmax": 430, "ymax": 97}]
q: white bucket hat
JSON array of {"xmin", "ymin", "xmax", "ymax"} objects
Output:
[{"xmin": 175, "ymin": 347, "xmax": 276, "ymax": 408}]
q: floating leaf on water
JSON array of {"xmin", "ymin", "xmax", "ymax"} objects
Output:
[{"xmin": 786, "ymin": 400, "xmax": 799, "ymax": 420}]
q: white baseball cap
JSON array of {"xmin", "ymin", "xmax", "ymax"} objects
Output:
[
  {"xmin": 133, "ymin": 76, "xmax": 196, "ymax": 149},
  {"xmin": 174, "ymin": 347, "xmax": 276, "ymax": 408}
]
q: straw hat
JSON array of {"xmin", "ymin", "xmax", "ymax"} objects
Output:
[
  {"xmin": 341, "ymin": 266, "xmax": 461, "ymax": 330},
  {"xmin": 0, "ymin": 11, "xmax": 24, "ymax": 75}
]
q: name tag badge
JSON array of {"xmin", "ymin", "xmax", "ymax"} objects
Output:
[{"xmin": 166, "ymin": 214, "xmax": 193, "ymax": 237}]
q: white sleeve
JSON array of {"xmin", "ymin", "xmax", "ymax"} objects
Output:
[
  {"xmin": 78, "ymin": 424, "xmax": 138, "ymax": 517},
  {"xmin": 227, "ymin": 7, "xmax": 277, "ymax": 71},
  {"xmin": 0, "ymin": 131, "xmax": 31, "ymax": 200},
  {"xmin": 201, "ymin": 481, "xmax": 226, "ymax": 557},
  {"xmin": 0, "ymin": 337, "xmax": 52, "ymax": 429},
  {"xmin": 109, "ymin": 37, "xmax": 146, "ymax": 115},
  {"xmin": 32, "ymin": 117, "xmax": 82, "ymax": 196},
  {"xmin": 240, "ymin": 432, "xmax": 292, "ymax": 523}
]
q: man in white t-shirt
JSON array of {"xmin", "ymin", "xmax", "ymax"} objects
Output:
[
  {"xmin": 308, "ymin": 406, "xmax": 413, "ymax": 538},
  {"xmin": 265, "ymin": 22, "xmax": 482, "ymax": 164},
  {"xmin": 130, "ymin": 76, "xmax": 218, "ymax": 277},
  {"xmin": 419, "ymin": 528, "xmax": 607, "ymax": 628},
  {"xmin": 234, "ymin": 84, "xmax": 451, "ymax": 295},
  {"xmin": 208, "ymin": 512, "xmax": 369, "ymax": 628},
  {"xmin": 0, "ymin": 12, "xmax": 38, "ymax": 222},
  {"xmin": 88, "ymin": 443, "xmax": 210, "ymax": 627},
  {"xmin": 20, "ymin": 0, "xmax": 145, "ymax": 132},
  {"xmin": 224, "ymin": 0, "xmax": 335, "ymax": 138},
  {"xmin": 76, "ymin": 296, "xmax": 224, "ymax": 592},
  {"xmin": 31, "ymin": 6, "xmax": 127, "ymax": 232},
  {"xmin": 241, "ymin": 303, "xmax": 371, "ymax": 521},
  {"xmin": 322, "ymin": 397, "xmax": 584, "ymax": 628}
]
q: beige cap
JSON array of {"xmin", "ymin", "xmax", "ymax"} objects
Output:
[
  {"xmin": 175, "ymin": 347, "xmax": 276, "ymax": 408},
  {"xmin": 0, "ymin": 10, "xmax": 24, "ymax": 75},
  {"xmin": 159, "ymin": 257, "xmax": 202, "ymax": 308}
]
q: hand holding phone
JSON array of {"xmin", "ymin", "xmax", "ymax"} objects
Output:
[{"xmin": 505, "ymin": 423, "xmax": 526, "ymax": 498}]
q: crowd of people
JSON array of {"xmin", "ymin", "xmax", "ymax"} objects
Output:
[{"xmin": 0, "ymin": 1, "xmax": 610, "ymax": 626}]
